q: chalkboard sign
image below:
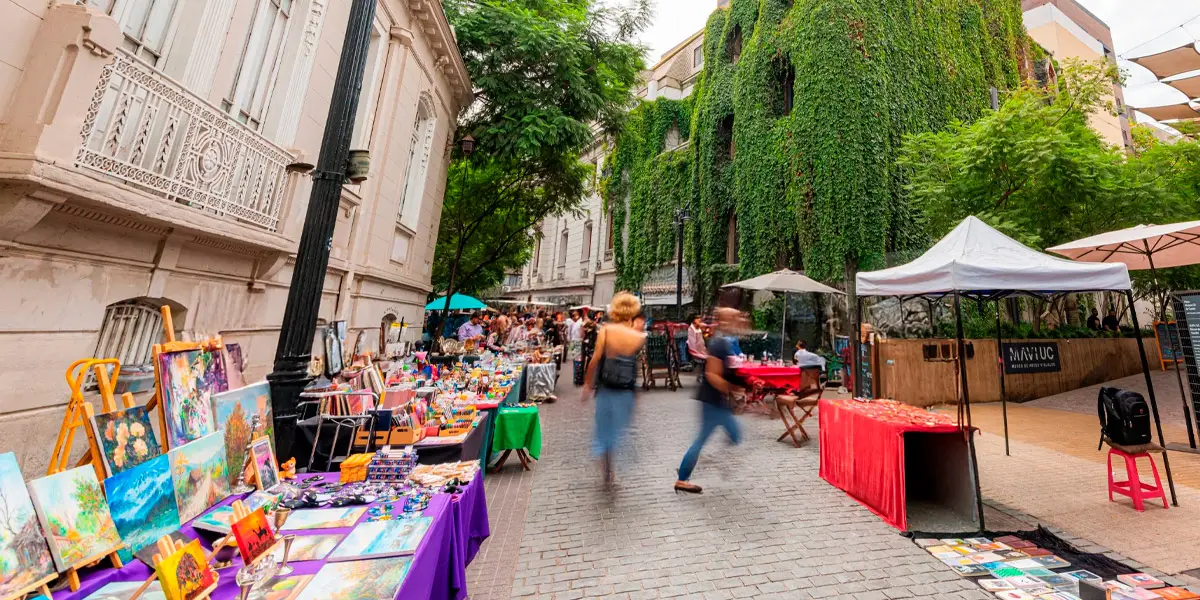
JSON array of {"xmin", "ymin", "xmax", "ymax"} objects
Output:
[
  {"xmin": 1169, "ymin": 293, "xmax": 1200, "ymax": 438},
  {"xmin": 1002, "ymin": 342, "xmax": 1061, "ymax": 374},
  {"xmin": 859, "ymin": 340, "xmax": 874, "ymax": 399},
  {"xmin": 1153, "ymin": 322, "xmax": 1182, "ymax": 364}
]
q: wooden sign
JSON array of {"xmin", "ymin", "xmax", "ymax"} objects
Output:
[{"xmin": 1002, "ymin": 342, "xmax": 1061, "ymax": 374}]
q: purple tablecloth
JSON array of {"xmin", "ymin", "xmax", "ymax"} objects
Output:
[{"xmin": 60, "ymin": 472, "xmax": 489, "ymax": 600}]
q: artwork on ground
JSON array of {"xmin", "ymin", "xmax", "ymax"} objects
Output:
[
  {"xmin": 28, "ymin": 465, "xmax": 123, "ymax": 571},
  {"xmin": 0, "ymin": 453, "xmax": 56, "ymax": 598},
  {"xmin": 279, "ymin": 507, "xmax": 367, "ymax": 531},
  {"xmin": 250, "ymin": 437, "xmax": 279, "ymax": 491},
  {"xmin": 168, "ymin": 432, "xmax": 231, "ymax": 524},
  {"xmin": 154, "ymin": 539, "xmax": 216, "ymax": 600},
  {"xmin": 210, "ymin": 382, "xmax": 273, "ymax": 480},
  {"xmin": 269, "ymin": 534, "xmax": 343, "ymax": 563},
  {"xmin": 159, "ymin": 348, "xmax": 228, "ymax": 448},
  {"xmin": 91, "ymin": 405, "xmax": 163, "ymax": 476},
  {"xmin": 231, "ymin": 508, "xmax": 275, "ymax": 565},
  {"xmin": 326, "ymin": 517, "xmax": 433, "ymax": 562},
  {"xmin": 103, "ymin": 454, "xmax": 181, "ymax": 564},
  {"xmin": 293, "ymin": 557, "xmax": 413, "ymax": 600},
  {"xmin": 258, "ymin": 575, "xmax": 313, "ymax": 600},
  {"xmin": 83, "ymin": 579, "xmax": 167, "ymax": 600}
]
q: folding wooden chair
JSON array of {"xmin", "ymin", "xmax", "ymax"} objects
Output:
[{"xmin": 775, "ymin": 367, "xmax": 823, "ymax": 447}]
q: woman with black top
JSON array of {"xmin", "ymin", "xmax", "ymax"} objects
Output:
[{"xmin": 580, "ymin": 292, "xmax": 645, "ymax": 490}]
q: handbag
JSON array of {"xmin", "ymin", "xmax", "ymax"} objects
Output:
[{"xmin": 599, "ymin": 353, "xmax": 638, "ymax": 390}]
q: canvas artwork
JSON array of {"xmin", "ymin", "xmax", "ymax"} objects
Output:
[
  {"xmin": 104, "ymin": 454, "xmax": 181, "ymax": 563},
  {"xmin": 159, "ymin": 348, "xmax": 229, "ymax": 448},
  {"xmin": 155, "ymin": 539, "xmax": 216, "ymax": 600},
  {"xmin": 135, "ymin": 531, "xmax": 190, "ymax": 568},
  {"xmin": 257, "ymin": 575, "xmax": 313, "ymax": 600},
  {"xmin": 279, "ymin": 507, "xmax": 367, "ymax": 531},
  {"xmin": 250, "ymin": 437, "xmax": 279, "ymax": 491},
  {"xmin": 92, "ymin": 406, "xmax": 163, "ymax": 476},
  {"xmin": 190, "ymin": 506, "xmax": 235, "ymax": 535},
  {"xmin": 293, "ymin": 557, "xmax": 413, "ymax": 600},
  {"xmin": 0, "ymin": 453, "xmax": 56, "ymax": 598},
  {"xmin": 326, "ymin": 517, "xmax": 432, "ymax": 562},
  {"xmin": 168, "ymin": 432, "xmax": 231, "ymax": 523},
  {"xmin": 269, "ymin": 534, "xmax": 343, "ymax": 563},
  {"xmin": 231, "ymin": 508, "xmax": 275, "ymax": 565},
  {"xmin": 28, "ymin": 465, "xmax": 123, "ymax": 571},
  {"xmin": 210, "ymin": 382, "xmax": 273, "ymax": 479},
  {"xmin": 82, "ymin": 580, "xmax": 167, "ymax": 600}
]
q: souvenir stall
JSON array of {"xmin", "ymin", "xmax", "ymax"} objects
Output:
[
  {"xmin": 2, "ymin": 307, "xmax": 496, "ymax": 600},
  {"xmin": 835, "ymin": 217, "xmax": 1178, "ymax": 534}
]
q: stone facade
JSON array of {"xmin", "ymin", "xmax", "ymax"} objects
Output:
[{"xmin": 0, "ymin": 0, "xmax": 469, "ymax": 475}]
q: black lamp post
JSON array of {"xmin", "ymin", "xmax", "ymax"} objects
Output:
[
  {"xmin": 267, "ymin": 0, "xmax": 378, "ymax": 466},
  {"xmin": 674, "ymin": 208, "xmax": 690, "ymax": 320},
  {"xmin": 438, "ymin": 135, "xmax": 477, "ymax": 341}
]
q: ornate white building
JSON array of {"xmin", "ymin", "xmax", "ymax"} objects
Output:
[{"xmin": 0, "ymin": 0, "xmax": 470, "ymax": 473}]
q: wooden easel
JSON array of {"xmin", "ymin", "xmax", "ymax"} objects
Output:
[
  {"xmin": 147, "ymin": 305, "xmax": 223, "ymax": 451},
  {"xmin": 4, "ymin": 573, "xmax": 55, "ymax": 600},
  {"xmin": 63, "ymin": 544, "xmax": 125, "ymax": 592},
  {"xmin": 129, "ymin": 535, "xmax": 218, "ymax": 600},
  {"xmin": 49, "ymin": 358, "xmax": 121, "ymax": 479}
]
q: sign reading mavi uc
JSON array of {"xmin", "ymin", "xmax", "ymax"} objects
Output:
[{"xmin": 1003, "ymin": 342, "xmax": 1061, "ymax": 374}]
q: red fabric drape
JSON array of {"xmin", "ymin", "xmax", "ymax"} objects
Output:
[
  {"xmin": 818, "ymin": 398, "xmax": 964, "ymax": 530},
  {"xmin": 736, "ymin": 365, "xmax": 803, "ymax": 393}
]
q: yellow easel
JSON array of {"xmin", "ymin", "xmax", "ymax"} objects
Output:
[{"xmin": 48, "ymin": 358, "xmax": 123, "ymax": 481}]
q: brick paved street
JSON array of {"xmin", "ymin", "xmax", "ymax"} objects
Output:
[{"xmin": 469, "ymin": 377, "xmax": 994, "ymax": 600}]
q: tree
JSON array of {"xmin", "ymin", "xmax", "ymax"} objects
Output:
[{"xmin": 434, "ymin": 0, "xmax": 650, "ymax": 303}]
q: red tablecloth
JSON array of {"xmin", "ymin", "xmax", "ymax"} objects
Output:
[
  {"xmin": 736, "ymin": 365, "xmax": 802, "ymax": 392},
  {"xmin": 818, "ymin": 398, "xmax": 965, "ymax": 530}
]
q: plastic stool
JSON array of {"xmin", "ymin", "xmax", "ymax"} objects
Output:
[{"xmin": 1107, "ymin": 447, "xmax": 1168, "ymax": 512}]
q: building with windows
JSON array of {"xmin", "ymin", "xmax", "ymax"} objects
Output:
[
  {"xmin": 1022, "ymin": 0, "xmax": 1132, "ymax": 149},
  {"xmin": 0, "ymin": 0, "xmax": 470, "ymax": 473}
]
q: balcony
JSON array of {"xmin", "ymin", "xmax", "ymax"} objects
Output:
[{"xmin": 75, "ymin": 50, "xmax": 293, "ymax": 232}]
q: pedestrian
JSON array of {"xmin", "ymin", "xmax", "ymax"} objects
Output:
[
  {"xmin": 568, "ymin": 310, "xmax": 586, "ymax": 385},
  {"xmin": 675, "ymin": 307, "xmax": 745, "ymax": 494},
  {"xmin": 580, "ymin": 292, "xmax": 646, "ymax": 490}
]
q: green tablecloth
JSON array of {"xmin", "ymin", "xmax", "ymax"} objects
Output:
[{"xmin": 491, "ymin": 405, "xmax": 542, "ymax": 460}]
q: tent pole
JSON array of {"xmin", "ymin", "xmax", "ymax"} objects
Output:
[
  {"xmin": 995, "ymin": 301, "xmax": 1010, "ymax": 457},
  {"xmin": 954, "ymin": 293, "xmax": 986, "ymax": 531},
  {"xmin": 854, "ymin": 296, "xmax": 864, "ymax": 398},
  {"xmin": 1126, "ymin": 290, "xmax": 1179, "ymax": 506}
]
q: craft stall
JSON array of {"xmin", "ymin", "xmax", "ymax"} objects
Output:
[{"xmin": 0, "ymin": 307, "xmax": 499, "ymax": 600}]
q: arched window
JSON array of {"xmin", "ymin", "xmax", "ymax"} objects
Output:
[
  {"xmin": 93, "ymin": 298, "xmax": 182, "ymax": 368},
  {"xmin": 399, "ymin": 96, "xmax": 437, "ymax": 229},
  {"xmin": 727, "ymin": 24, "xmax": 743, "ymax": 64}
]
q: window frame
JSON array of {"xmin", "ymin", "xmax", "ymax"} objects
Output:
[
  {"xmin": 92, "ymin": 299, "xmax": 167, "ymax": 370},
  {"xmin": 582, "ymin": 222, "xmax": 593, "ymax": 263},
  {"xmin": 88, "ymin": 0, "xmax": 182, "ymax": 67},
  {"xmin": 223, "ymin": 0, "xmax": 294, "ymax": 130},
  {"xmin": 398, "ymin": 97, "xmax": 437, "ymax": 229}
]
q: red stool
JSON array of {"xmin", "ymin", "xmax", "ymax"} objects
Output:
[{"xmin": 1107, "ymin": 446, "xmax": 1168, "ymax": 512}]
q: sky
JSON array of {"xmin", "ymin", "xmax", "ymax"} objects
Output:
[{"xmin": 637, "ymin": 0, "xmax": 1200, "ymax": 117}]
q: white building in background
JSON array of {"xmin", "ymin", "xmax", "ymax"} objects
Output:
[
  {"xmin": 0, "ymin": 0, "xmax": 470, "ymax": 474},
  {"xmin": 505, "ymin": 28, "xmax": 707, "ymax": 309}
]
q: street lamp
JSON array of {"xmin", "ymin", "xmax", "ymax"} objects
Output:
[
  {"xmin": 674, "ymin": 207, "xmax": 690, "ymax": 320},
  {"xmin": 438, "ymin": 135, "xmax": 477, "ymax": 343}
]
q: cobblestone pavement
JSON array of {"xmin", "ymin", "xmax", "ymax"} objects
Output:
[{"xmin": 479, "ymin": 377, "xmax": 993, "ymax": 600}]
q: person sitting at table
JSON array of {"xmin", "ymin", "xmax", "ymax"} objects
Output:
[
  {"xmin": 686, "ymin": 314, "xmax": 708, "ymax": 361},
  {"xmin": 793, "ymin": 340, "xmax": 826, "ymax": 371}
]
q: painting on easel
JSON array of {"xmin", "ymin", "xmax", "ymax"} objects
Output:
[
  {"xmin": 0, "ymin": 453, "xmax": 56, "ymax": 599},
  {"xmin": 158, "ymin": 348, "xmax": 228, "ymax": 448},
  {"xmin": 91, "ymin": 405, "xmax": 163, "ymax": 476},
  {"xmin": 27, "ymin": 465, "xmax": 123, "ymax": 571},
  {"xmin": 168, "ymin": 432, "xmax": 231, "ymax": 524},
  {"xmin": 210, "ymin": 382, "xmax": 273, "ymax": 483}
]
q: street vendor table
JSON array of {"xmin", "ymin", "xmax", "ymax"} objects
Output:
[
  {"xmin": 818, "ymin": 398, "xmax": 978, "ymax": 531},
  {"xmin": 736, "ymin": 364, "xmax": 802, "ymax": 393},
  {"xmin": 414, "ymin": 415, "xmax": 488, "ymax": 466},
  {"xmin": 60, "ymin": 472, "xmax": 489, "ymax": 600},
  {"xmin": 490, "ymin": 405, "xmax": 542, "ymax": 471}
]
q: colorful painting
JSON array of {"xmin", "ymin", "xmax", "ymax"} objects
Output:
[
  {"xmin": 279, "ymin": 507, "xmax": 366, "ymax": 531},
  {"xmin": 154, "ymin": 539, "xmax": 216, "ymax": 600},
  {"xmin": 0, "ymin": 453, "xmax": 55, "ymax": 598},
  {"xmin": 158, "ymin": 348, "xmax": 228, "ymax": 448},
  {"xmin": 258, "ymin": 575, "xmax": 313, "ymax": 600},
  {"xmin": 326, "ymin": 518, "xmax": 432, "ymax": 562},
  {"xmin": 293, "ymin": 557, "xmax": 413, "ymax": 600},
  {"xmin": 210, "ymin": 382, "xmax": 273, "ymax": 479},
  {"xmin": 92, "ymin": 406, "xmax": 163, "ymax": 476},
  {"xmin": 231, "ymin": 508, "xmax": 275, "ymax": 565},
  {"xmin": 269, "ymin": 534, "xmax": 343, "ymax": 563},
  {"xmin": 104, "ymin": 454, "xmax": 180, "ymax": 564},
  {"xmin": 250, "ymin": 437, "xmax": 279, "ymax": 491},
  {"xmin": 167, "ymin": 432, "xmax": 230, "ymax": 523},
  {"xmin": 82, "ymin": 580, "xmax": 167, "ymax": 600},
  {"xmin": 135, "ymin": 531, "xmax": 190, "ymax": 568},
  {"xmin": 190, "ymin": 506, "xmax": 234, "ymax": 535},
  {"xmin": 28, "ymin": 465, "xmax": 123, "ymax": 571}
]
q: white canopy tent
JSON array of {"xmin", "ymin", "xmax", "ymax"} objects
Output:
[{"xmin": 855, "ymin": 217, "xmax": 1177, "ymax": 518}]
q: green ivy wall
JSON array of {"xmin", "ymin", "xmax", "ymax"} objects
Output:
[{"xmin": 605, "ymin": 0, "xmax": 1028, "ymax": 300}]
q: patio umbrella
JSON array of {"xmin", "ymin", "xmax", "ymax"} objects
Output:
[
  {"xmin": 722, "ymin": 269, "xmax": 844, "ymax": 356},
  {"xmin": 425, "ymin": 294, "xmax": 487, "ymax": 311},
  {"xmin": 1048, "ymin": 221, "xmax": 1200, "ymax": 449}
]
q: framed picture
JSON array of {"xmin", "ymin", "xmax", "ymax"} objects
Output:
[
  {"xmin": 27, "ymin": 465, "xmax": 124, "ymax": 571},
  {"xmin": 324, "ymin": 326, "xmax": 344, "ymax": 377},
  {"xmin": 230, "ymin": 508, "xmax": 275, "ymax": 565},
  {"xmin": 167, "ymin": 432, "xmax": 231, "ymax": 523},
  {"xmin": 250, "ymin": 437, "xmax": 280, "ymax": 491}
]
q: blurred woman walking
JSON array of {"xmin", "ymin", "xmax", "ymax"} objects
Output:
[{"xmin": 580, "ymin": 292, "xmax": 645, "ymax": 490}]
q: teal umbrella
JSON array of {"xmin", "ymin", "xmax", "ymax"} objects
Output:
[{"xmin": 425, "ymin": 294, "xmax": 487, "ymax": 311}]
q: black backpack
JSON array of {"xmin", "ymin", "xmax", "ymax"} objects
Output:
[{"xmin": 1097, "ymin": 387, "xmax": 1152, "ymax": 446}]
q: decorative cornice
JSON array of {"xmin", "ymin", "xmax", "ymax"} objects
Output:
[
  {"xmin": 405, "ymin": 0, "xmax": 472, "ymax": 111},
  {"xmin": 390, "ymin": 26, "xmax": 414, "ymax": 47}
]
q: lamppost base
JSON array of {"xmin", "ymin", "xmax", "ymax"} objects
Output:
[{"xmin": 267, "ymin": 360, "xmax": 313, "ymax": 468}]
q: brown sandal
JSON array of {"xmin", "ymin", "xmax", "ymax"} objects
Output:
[{"xmin": 674, "ymin": 481, "xmax": 702, "ymax": 494}]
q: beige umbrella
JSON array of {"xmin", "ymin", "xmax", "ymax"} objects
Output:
[{"xmin": 722, "ymin": 269, "xmax": 844, "ymax": 356}]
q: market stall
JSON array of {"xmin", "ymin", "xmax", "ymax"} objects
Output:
[
  {"xmin": 846, "ymin": 216, "xmax": 1178, "ymax": 531},
  {"xmin": 489, "ymin": 405, "xmax": 543, "ymax": 472}
]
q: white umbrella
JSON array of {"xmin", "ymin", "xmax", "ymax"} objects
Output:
[
  {"xmin": 722, "ymin": 269, "xmax": 844, "ymax": 356},
  {"xmin": 1046, "ymin": 221, "xmax": 1200, "ymax": 270}
]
